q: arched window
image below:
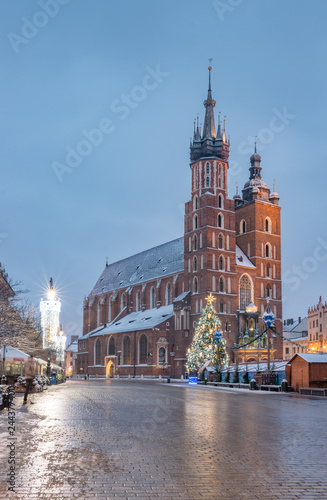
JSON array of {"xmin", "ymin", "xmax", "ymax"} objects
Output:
[
  {"xmin": 194, "ymin": 277, "xmax": 198, "ymax": 293},
  {"xmin": 212, "ymin": 276, "xmax": 216, "ymax": 292},
  {"xmin": 199, "ymin": 232, "xmax": 203, "ymax": 248},
  {"xmin": 206, "ymin": 162, "xmax": 210, "ymax": 174},
  {"xmin": 193, "ymin": 256, "xmax": 197, "ymax": 272},
  {"xmin": 239, "ymin": 274, "xmax": 252, "ymax": 310},
  {"xmin": 108, "ymin": 336, "xmax": 115, "ymax": 356},
  {"xmin": 121, "ymin": 293, "xmax": 126, "ymax": 311},
  {"xmin": 266, "ymin": 285, "xmax": 271, "ymax": 298},
  {"xmin": 95, "ymin": 338, "xmax": 101, "ymax": 366},
  {"xmin": 139, "ymin": 335, "xmax": 147, "ymax": 364},
  {"xmin": 266, "ymin": 263, "xmax": 271, "ymax": 278},
  {"xmin": 123, "ymin": 336, "xmax": 131, "ymax": 364},
  {"xmin": 265, "ymin": 243, "xmax": 271, "ymax": 258},
  {"xmin": 194, "ymin": 196, "xmax": 198, "ymax": 210},
  {"xmin": 193, "ymin": 215, "xmax": 198, "ymax": 230},
  {"xmin": 265, "ymin": 217, "xmax": 271, "ymax": 233},
  {"xmin": 108, "ymin": 297, "xmax": 112, "ymax": 322},
  {"xmin": 218, "ymin": 195, "xmax": 223, "ymax": 209},
  {"xmin": 166, "ymin": 283, "xmax": 172, "ymax": 305},
  {"xmin": 218, "ymin": 233, "xmax": 224, "ymax": 249},
  {"xmin": 136, "ymin": 291, "xmax": 141, "ymax": 311},
  {"xmin": 206, "ymin": 177, "xmax": 210, "ymax": 187},
  {"xmin": 200, "ymin": 276, "xmax": 203, "ymax": 292},
  {"xmin": 159, "ymin": 347, "xmax": 166, "ymax": 364},
  {"xmin": 193, "ymin": 234, "xmax": 197, "ymax": 251},
  {"xmin": 218, "ymin": 213, "xmax": 223, "ymax": 228},
  {"xmin": 219, "ymin": 276, "xmax": 225, "ymax": 293},
  {"xmin": 219, "ymin": 256, "xmax": 224, "ymax": 271},
  {"xmin": 97, "ymin": 302, "xmax": 101, "ymax": 326},
  {"xmin": 220, "ymin": 302, "xmax": 224, "ymax": 313},
  {"xmin": 150, "ymin": 286, "xmax": 155, "ymax": 308}
]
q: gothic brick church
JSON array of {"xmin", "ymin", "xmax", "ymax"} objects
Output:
[{"xmin": 76, "ymin": 67, "xmax": 282, "ymax": 378}]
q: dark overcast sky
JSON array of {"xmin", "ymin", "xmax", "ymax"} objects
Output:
[{"xmin": 1, "ymin": 0, "xmax": 327, "ymax": 340}]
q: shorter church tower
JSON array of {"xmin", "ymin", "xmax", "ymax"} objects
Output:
[{"xmin": 235, "ymin": 145, "xmax": 282, "ymax": 358}]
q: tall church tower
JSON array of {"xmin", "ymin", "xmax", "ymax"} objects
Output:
[
  {"xmin": 184, "ymin": 67, "xmax": 238, "ymax": 348},
  {"xmin": 234, "ymin": 145, "xmax": 283, "ymax": 356}
]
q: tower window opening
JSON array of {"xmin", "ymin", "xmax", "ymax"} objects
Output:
[{"xmin": 206, "ymin": 177, "xmax": 210, "ymax": 187}]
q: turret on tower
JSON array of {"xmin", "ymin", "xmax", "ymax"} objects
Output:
[{"xmin": 190, "ymin": 66, "xmax": 230, "ymax": 162}]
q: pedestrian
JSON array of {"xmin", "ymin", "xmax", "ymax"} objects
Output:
[
  {"xmin": 87, "ymin": 373, "xmax": 90, "ymax": 379},
  {"xmin": 23, "ymin": 355, "xmax": 36, "ymax": 405}
]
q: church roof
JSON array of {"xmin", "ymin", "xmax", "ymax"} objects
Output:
[
  {"xmin": 89, "ymin": 237, "xmax": 184, "ymax": 297},
  {"xmin": 235, "ymin": 245, "xmax": 256, "ymax": 269},
  {"xmin": 89, "ymin": 305, "xmax": 174, "ymax": 336}
]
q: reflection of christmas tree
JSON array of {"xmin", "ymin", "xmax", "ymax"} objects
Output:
[{"xmin": 186, "ymin": 294, "xmax": 229, "ymax": 373}]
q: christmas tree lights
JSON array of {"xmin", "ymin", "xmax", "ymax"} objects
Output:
[{"xmin": 185, "ymin": 293, "xmax": 229, "ymax": 374}]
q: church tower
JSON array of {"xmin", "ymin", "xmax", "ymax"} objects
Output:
[
  {"xmin": 184, "ymin": 66, "xmax": 238, "ymax": 349},
  {"xmin": 234, "ymin": 145, "xmax": 283, "ymax": 357}
]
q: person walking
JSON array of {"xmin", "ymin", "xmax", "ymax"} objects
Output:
[{"xmin": 23, "ymin": 355, "xmax": 36, "ymax": 405}]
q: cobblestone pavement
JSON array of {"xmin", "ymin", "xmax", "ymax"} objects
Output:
[{"xmin": 1, "ymin": 380, "xmax": 327, "ymax": 500}]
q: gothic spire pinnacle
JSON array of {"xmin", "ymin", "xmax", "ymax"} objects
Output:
[{"xmin": 202, "ymin": 65, "xmax": 216, "ymax": 139}]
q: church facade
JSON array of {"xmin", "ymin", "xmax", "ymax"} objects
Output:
[{"xmin": 76, "ymin": 68, "xmax": 282, "ymax": 378}]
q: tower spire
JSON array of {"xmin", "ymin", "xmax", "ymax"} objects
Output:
[{"xmin": 202, "ymin": 65, "xmax": 216, "ymax": 139}]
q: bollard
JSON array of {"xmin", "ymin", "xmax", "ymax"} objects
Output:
[{"xmin": 250, "ymin": 379, "xmax": 257, "ymax": 390}]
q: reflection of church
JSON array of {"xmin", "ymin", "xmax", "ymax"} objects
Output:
[{"xmin": 76, "ymin": 67, "xmax": 282, "ymax": 378}]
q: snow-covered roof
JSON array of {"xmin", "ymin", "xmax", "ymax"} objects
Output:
[
  {"xmin": 173, "ymin": 291, "xmax": 191, "ymax": 303},
  {"xmin": 283, "ymin": 336, "xmax": 308, "ymax": 343},
  {"xmin": 88, "ymin": 305, "xmax": 174, "ymax": 337},
  {"xmin": 235, "ymin": 245, "xmax": 256, "ymax": 269},
  {"xmin": 292, "ymin": 353, "xmax": 327, "ymax": 363},
  {"xmin": 89, "ymin": 237, "xmax": 184, "ymax": 297},
  {"xmin": 65, "ymin": 341, "xmax": 78, "ymax": 353},
  {"xmin": 283, "ymin": 317, "xmax": 308, "ymax": 334},
  {"xmin": 3, "ymin": 346, "xmax": 29, "ymax": 363}
]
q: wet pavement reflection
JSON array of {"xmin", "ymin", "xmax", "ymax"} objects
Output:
[{"xmin": 1, "ymin": 380, "xmax": 327, "ymax": 499}]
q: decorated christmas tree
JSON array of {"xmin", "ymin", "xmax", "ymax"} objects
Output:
[{"xmin": 185, "ymin": 293, "xmax": 229, "ymax": 374}]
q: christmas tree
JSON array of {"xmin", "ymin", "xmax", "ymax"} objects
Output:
[{"xmin": 185, "ymin": 293, "xmax": 229, "ymax": 374}]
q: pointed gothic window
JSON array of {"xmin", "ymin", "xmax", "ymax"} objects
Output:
[
  {"xmin": 218, "ymin": 213, "xmax": 223, "ymax": 228},
  {"xmin": 265, "ymin": 243, "xmax": 271, "ymax": 258},
  {"xmin": 193, "ymin": 215, "xmax": 198, "ymax": 230},
  {"xmin": 150, "ymin": 286, "xmax": 155, "ymax": 308},
  {"xmin": 108, "ymin": 297, "xmax": 112, "ymax": 322},
  {"xmin": 219, "ymin": 233, "xmax": 224, "ymax": 249},
  {"xmin": 194, "ymin": 196, "xmax": 198, "ymax": 210},
  {"xmin": 166, "ymin": 283, "xmax": 172, "ymax": 305},
  {"xmin": 218, "ymin": 195, "xmax": 223, "ymax": 209},
  {"xmin": 206, "ymin": 177, "xmax": 210, "ymax": 187},
  {"xmin": 219, "ymin": 256, "xmax": 224, "ymax": 271},
  {"xmin": 139, "ymin": 335, "xmax": 148, "ymax": 364},
  {"xmin": 206, "ymin": 162, "xmax": 210, "ymax": 174},
  {"xmin": 121, "ymin": 293, "xmax": 126, "ymax": 311},
  {"xmin": 219, "ymin": 276, "xmax": 225, "ymax": 293},
  {"xmin": 194, "ymin": 277, "xmax": 198, "ymax": 293},
  {"xmin": 95, "ymin": 338, "xmax": 101, "ymax": 366},
  {"xmin": 239, "ymin": 274, "xmax": 252, "ymax": 310},
  {"xmin": 108, "ymin": 336, "xmax": 115, "ymax": 356},
  {"xmin": 123, "ymin": 336, "xmax": 131, "ymax": 364},
  {"xmin": 220, "ymin": 302, "xmax": 224, "ymax": 313},
  {"xmin": 266, "ymin": 263, "xmax": 271, "ymax": 278},
  {"xmin": 136, "ymin": 291, "xmax": 141, "ymax": 311},
  {"xmin": 265, "ymin": 217, "xmax": 271, "ymax": 233},
  {"xmin": 193, "ymin": 234, "xmax": 197, "ymax": 251},
  {"xmin": 193, "ymin": 256, "xmax": 197, "ymax": 272},
  {"xmin": 266, "ymin": 285, "xmax": 271, "ymax": 298}
]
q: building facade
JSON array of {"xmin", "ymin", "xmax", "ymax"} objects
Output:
[
  {"xmin": 283, "ymin": 317, "xmax": 308, "ymax": 360},
  {"xmin": 77, "ymin": 67, "xmax": 283, "ymax": 378},
  {"xmin": 308, "ymin": 297, "xmax": 327, "ymax": 352}
]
